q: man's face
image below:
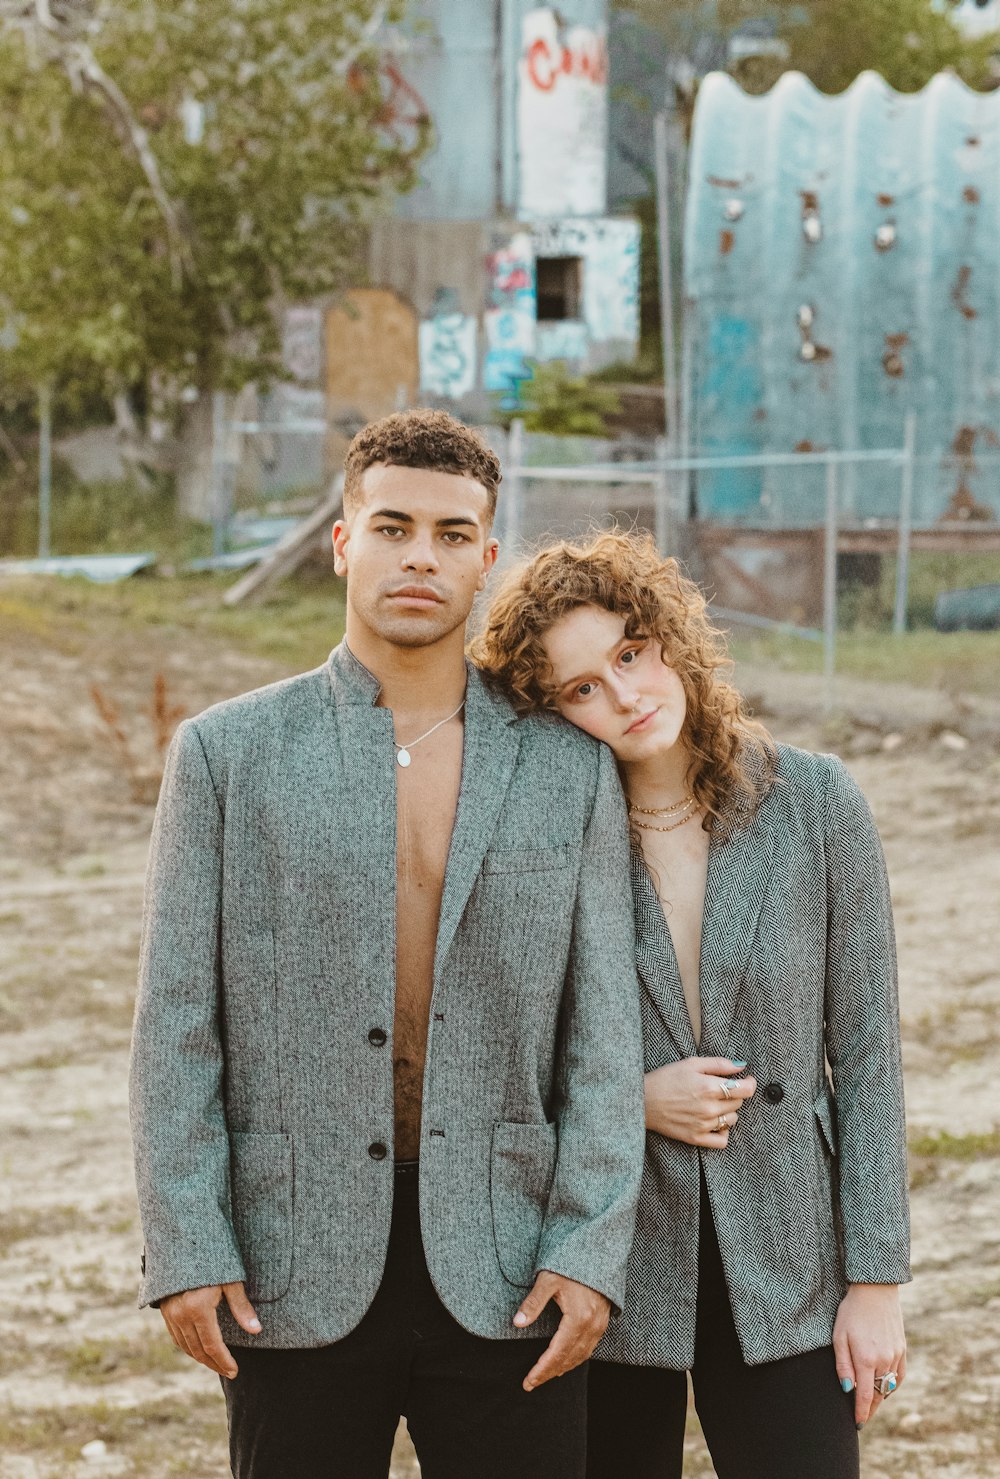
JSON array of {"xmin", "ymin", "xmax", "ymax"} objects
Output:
[{"xmin": 332, "ymin": 463, "xmax": 499, "ymax": 650}]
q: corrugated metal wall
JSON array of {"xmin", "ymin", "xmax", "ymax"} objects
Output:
[{"xmin": 684, "ymin": 69, "xmax": 1000, "ymax": 526}]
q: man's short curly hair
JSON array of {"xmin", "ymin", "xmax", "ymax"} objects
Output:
[{"xmin": 343, "ymin": 409, "xmax": 501, "ymax": 520}]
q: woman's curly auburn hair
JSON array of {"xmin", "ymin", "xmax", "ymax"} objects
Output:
[{"xmin": 471, "ymin": 529, "xmax": 777, "ymax": 836}]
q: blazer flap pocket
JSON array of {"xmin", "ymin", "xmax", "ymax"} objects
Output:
[
  {"xmin": 813, "ymin": 1085, "xmax": 838, "ymax": 1157},
  {"xmin": 230, "ymin": 1131, "xmax": 293, "ymax": 1302},
  {"xmin": 490, "ymin": 1121, "xmax": 558, "ymax": 1288},
  {"xmin": 483, "ymin": 845, "xmax": 571, "ymax": 876}
]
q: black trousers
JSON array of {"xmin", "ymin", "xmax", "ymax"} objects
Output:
[
  {"xmin": 587, "ymin": 1174, "xmax": 859, "ymax": 1479},
  {"xmin": 223, "ymin": 1162, "xmax": 587, "ymax": 1479}
]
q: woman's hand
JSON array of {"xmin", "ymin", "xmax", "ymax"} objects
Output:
[
  {"xmin": 833, "ymin": 1284, "xmax": 906, "ymax": 1429},
  {"xmin": 644, "ymin": 1057, "xmax": 756, "ymax": 1148}
]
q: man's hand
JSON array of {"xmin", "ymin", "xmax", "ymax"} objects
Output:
[
  {"xmin": 512, "ymin": 1271, "xmax": 611, "ymax": 1392},
  {"xmin": 161, "ymin": 1280, "xmax": 261, "ymax": 1379}
]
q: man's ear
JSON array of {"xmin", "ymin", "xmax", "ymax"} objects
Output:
[
  {"xmin": 332, "ymin": 518, "xmax": 350, "ymax": 577},
  {"xmin": 477, "ymin": 539, "xmax": 500, "ymax": 591}
]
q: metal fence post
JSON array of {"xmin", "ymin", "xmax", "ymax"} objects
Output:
[
  {"xmin": 37, "ymin": 382, "xmax": 52, "ymax": 560},
  {"xmin": 211, "ymin": 390, "xmax": 232, "ymax": 559},
  {"xmin": 823, "ymin": 456, "xmax": 838, "ymax": 712},
  {"xmin": 893, "ymin": 411, "xmax": 917, "ymax": 636},
  {"xmin": 505, "ymin": 417, "xmax": 524, "ymax": 551},
  {"xmin": 654, "ymin": 434, "xmax": 671, "ymax": 554}
]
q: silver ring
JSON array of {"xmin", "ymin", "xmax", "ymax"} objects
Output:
[
  {"xmin": 874, "ymin": 1373, "xmax": 898, "ymax": 1397},
  {"xmin": 717, "ymin": 1114, "xmax": 729, "ymax": 1132},
  {"xmin": 720, "ymin": 1082, "xmax": 733, "ymax": 1101}
]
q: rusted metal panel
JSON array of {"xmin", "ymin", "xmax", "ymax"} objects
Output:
[{"xmin": 684, "ymin": 69, "xmax": 1000, "ymax": 528}]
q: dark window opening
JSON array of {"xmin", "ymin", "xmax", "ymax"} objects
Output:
[{"xmin": 535, "ymin": 256, "xmax": 583, "ymax": 321}]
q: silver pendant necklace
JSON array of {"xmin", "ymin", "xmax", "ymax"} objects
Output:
[{"xmin": 394, "ymin": 699, "xmax": 466, "ymax": 767}]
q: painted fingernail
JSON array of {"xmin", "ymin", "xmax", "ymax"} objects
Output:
[
  {"xmin": 840, "ymin": 1378, "xmax": 854, "ymax": 1392},
  {"xmin": 730, "ymin": 1061, "xmax": 748, "ymax": 1070},
  {"xmin": 856, "ymin": 1422, "xmax": 865, "ymax": 1432}
]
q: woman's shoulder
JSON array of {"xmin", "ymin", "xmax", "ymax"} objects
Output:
[{"xmin": 768, "ymin": 743, "xmax": 874, "ymax": 827}]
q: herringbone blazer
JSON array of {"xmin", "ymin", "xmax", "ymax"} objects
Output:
[
  {"xmin": 129, "ymin": 643, "xmax": 645, "ymax": 1348},
  {"xmin": 596, "ymin": 744, "xmax": 910, "ymax": 1370}
]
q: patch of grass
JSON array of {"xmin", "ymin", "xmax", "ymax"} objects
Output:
[
  {"xmin": 3, "ymin": 567, "xmax": 345, "ymax": 674},
  {"xmin": 64, "ymin": 1334, "xmax": 186, "ymax": 1383},
  {"xmin": 908, "ymin": 1128, "xmax": 1000, "ymax": 1159},
  {"xmin": 732, "ymin": 626, "xmax": 1000, "ymax": 696},
  {"xmin": 0, "ymin": 1391, "xmax": 226, "ymax": 1466},
  {"xmin": 0, "ymin": 1205, "xmax": 89, "ymax": 1253}
]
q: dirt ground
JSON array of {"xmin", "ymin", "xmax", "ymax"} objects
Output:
[{"xmin": 1, "ymin": 607, "xmax": 998, "ymax": 1478}]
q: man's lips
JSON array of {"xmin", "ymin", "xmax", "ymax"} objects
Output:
[
  {"xmin": 625, "ymin": 708, "xmax": 657, "ymax": 735},
  {"xmin": 387, "ymin": 586, "xmax": 444, "ymax": 606}
]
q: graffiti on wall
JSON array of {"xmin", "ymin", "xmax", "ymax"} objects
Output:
[
  {"xmin": 532, "ymin": 218, "xmax": 640, "ymax": 348},
  {"xmin": 419, "ymin": 290, "xmax": 477, "ymax": 400},
  {"xmin": 283, "ymin": 306, "xmax": 324, "ymax": 384},
  {"xmin": 517, "ymin": 8, "xmax": 608, "ymax": 220},
  {"xmin": 535, "ymin": 320, "xmax": 589, "ymax": 366},
  {"xmin": 483, "ymin": 231, "xmax": 536, "ymax": 396}
]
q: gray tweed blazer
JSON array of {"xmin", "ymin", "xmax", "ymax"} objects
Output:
[
  {"xmin": 596, "ymin": 744, "xmax": 911, "ymax": 1371},
  {"xmin": 129, "ymin": 643, "xmax": 645, "ymax": 1348}
]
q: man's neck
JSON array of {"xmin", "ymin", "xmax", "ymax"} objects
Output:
[{"xmin": 344, "ymin": 620, "xmax": 469, "ymax": 717}]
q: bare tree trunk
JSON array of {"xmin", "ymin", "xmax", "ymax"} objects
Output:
[{"xmin": 175, "ymin": 393, "xmax": 216, "ymax": 523}]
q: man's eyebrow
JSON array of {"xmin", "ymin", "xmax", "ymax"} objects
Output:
[{"xmin": 368, "ymin": 508, "xmax": 480, "ymax": 528}]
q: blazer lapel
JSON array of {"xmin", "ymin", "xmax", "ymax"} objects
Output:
[
  {"xmin": 632, "ymin": 848, "xmax": 699, "ymax": 1059},
  {"xmin": 433, "ymin": 664, "xmax": 522, "ymax": 977},
  {"xmin": 697, "ymin": 797, "xmax": 775, "ymax": 1055}
]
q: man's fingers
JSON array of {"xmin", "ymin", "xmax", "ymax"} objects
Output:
[
  {"xmin": 192, "ymin": 1314, "xmax": 238, "ymax": 1379},
  {"xmin": 223, "ymin": 1281, "xmax": 262, "ymax": 1335},
  {"xmin": 513, "ymin": 1274, "xmax": 556, "ymax": 1329},
  {"xmin": 522, "ymin": 1320, "xmax": 590, "ymax": 1392}
]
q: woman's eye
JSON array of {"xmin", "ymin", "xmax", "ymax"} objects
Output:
[{"xmin": 575, "ymin": 682, "xmax": 595, "ymax": 699}]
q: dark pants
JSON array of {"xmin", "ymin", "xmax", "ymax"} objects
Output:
[
  {"xmin": 587, "ymin": 1174, "xmax": 859, "ymax": 1479},
  {"xmin": 223, "ymin": 1162, "xmax": 587, "ymax": 1479}
]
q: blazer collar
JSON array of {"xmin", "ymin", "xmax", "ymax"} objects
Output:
[{"xmin": 326, "ymin": 640, "xmax": 519, "ymax": 726}]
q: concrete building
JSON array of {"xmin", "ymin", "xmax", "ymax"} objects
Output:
[{"xmin": 320, "ymin": 1, "xmax": 641, "ymax": 422}]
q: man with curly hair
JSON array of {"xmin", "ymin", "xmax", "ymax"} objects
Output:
[{"xmin": 130, "ymin": 408, "xmax": 644, "ymax": 1478}]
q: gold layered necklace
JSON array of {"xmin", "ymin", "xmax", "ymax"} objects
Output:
[{"xmin": 627, "ymin": 793, "xmax": 700, "ymax": 833}]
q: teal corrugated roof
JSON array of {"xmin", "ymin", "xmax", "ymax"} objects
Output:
[{"xmin": 684, "ymin": 69, "xmax": 1000, "ymax": 526}]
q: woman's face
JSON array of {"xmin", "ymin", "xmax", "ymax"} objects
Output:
[{"xmin": 540, "ymin": 604, "xmax": 688, "ymax": 764}]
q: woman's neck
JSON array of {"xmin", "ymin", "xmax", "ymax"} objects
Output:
[{"xmin": 621, "ymin": 744, "xmax": 693, "ymax": 810}]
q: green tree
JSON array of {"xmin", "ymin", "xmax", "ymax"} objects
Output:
[
  {"xmin": 618, "ymin": 0, "xmax": 1000, "ymax": 94},
  {"xmin": 0, "ymin": 1, "xmax": 426, "ymax": 509}
]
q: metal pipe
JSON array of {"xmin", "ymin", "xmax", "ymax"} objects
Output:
[
  {"xmin": 516, "ymin": 448, "xmax": 906, "ymax": 480},
  {"xmin": 893, "ymin": 411, "xmax": 917, "ymax": 636},
  {"xmin": 38, "ymin": 382, "xmax": 52, "ymax": 560},
  {"xmin": 505, "ymin": 417, "xmax": 524, "ymax": 549},
  {"xmin": 823, "ymin": 457, "xmax": 839, "ymax": 712},
  {"xmin": 654, "ymin": 110, "xmax": 679, "ymax": 449}
]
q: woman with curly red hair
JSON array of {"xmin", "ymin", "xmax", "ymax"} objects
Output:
[{"xmin": 473, "ymin": 530, "xmax": 910, "ymax": 1479}]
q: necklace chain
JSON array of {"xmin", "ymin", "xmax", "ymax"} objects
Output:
[
  {"xmin": 627, "ymin": 793, "xmax": 696, "ymax": 817},
  {"xmin": 394, "ymin": 699, "xmax": 465, "ymax": 766},
  {"xmin": 630, "ymin": 806, "xmax": 701, "ymax": 834}
]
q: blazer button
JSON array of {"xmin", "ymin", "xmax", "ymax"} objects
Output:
[
  {"xmin": 368, "ymin": 1028, "xmax": 387, "ymax": 1047},
  {"xmin": 368, "ymin": 1141, "xmax": 388, "ymax": 1161},
  {"xmin": 763, "ymin": 1083, "xmax": 784, "ymax": 1104}
]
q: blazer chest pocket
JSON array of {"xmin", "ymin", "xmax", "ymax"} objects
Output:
[
  {"xmin": 490, "ymin": 1121, "xmax": 558, "ymax": 1289},
  {"xmin": 483, "ymin": 844, "xmax": 571, "ymax": 876},
  {"xmin": 229, "ymin": 1131, "xmax": 293, "ymax": 1303}
]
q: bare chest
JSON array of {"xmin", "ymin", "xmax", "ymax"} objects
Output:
[{"xmin": 640, "ymin": 823, "xmax": 710, "ymax": 1042}]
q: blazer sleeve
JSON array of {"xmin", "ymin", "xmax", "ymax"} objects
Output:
[
  {"xmin": 535, "ymin": 742, "xmax": 646, "ymax": 1309},
  {"xmin": 822, "ymin": 755, "xmax": 911, "ymax": 1286},
  {"xmin": 129, "ymin": 719, "xmax": 246, "ymax": 1309}
]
